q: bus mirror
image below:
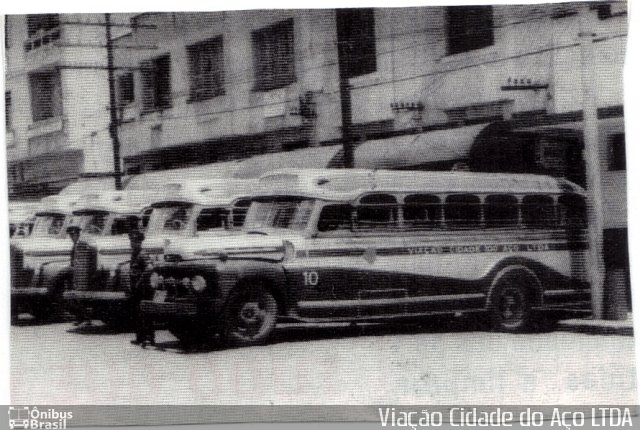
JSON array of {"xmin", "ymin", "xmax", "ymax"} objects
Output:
[{"xmin": 283, "ymin": 240, "xmax": 295, "ymax": 262}]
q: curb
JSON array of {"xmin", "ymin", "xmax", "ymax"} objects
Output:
[{"xmin": 557, "ymin": 319, "xmax": 634, "ymax": 336}]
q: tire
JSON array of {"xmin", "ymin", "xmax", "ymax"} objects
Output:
[
  {"xmin": 222, "ymin": 284, "xmax": 278, "ymax": 347},
  {"xmin": 488, "ymin": 267, "xmax": 537, "ymax": 333}
]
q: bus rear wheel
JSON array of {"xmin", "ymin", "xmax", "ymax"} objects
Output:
[{"xmin": 488, "ymin": 268, "xmax": 537, "ymax": 333}]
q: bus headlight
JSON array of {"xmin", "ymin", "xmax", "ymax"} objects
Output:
[{"xmin": 191, "ymin": 275, "xmax": 207, "ymax": 292}]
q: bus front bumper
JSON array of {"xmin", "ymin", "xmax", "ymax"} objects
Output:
[{"xmin": 140, "ymin": 299, "xmax": 198, "ymax": 317}]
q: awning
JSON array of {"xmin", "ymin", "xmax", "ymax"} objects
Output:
[
  {"xmin": 232, "ymin": 146, "xmax": 342, "ymax": 179},
  {"xmin": 125, "ymin": 160, "xmax": 243, "ymax": 191},
  {"xmin": 353, "ymin": 124, "xmax": 488, "ymax": 169},
  {"xmin": 9, "ymin": 149, "xmax": 84, "ymax": 184},
  {"xmin": 58, "ymin": 177, "xmax": 117, "ymax": 196}
]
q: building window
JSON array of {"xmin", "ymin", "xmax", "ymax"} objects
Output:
[
  {"xmin": 5, "ymin": 16, "xmax": 10, "ymax": 49},
  {"xmin": 117, "ymin": 72, "xmax": 135, "ymax": 107},
  {"xmin": 608, "ymin": 133, "xmax": 626, "ymax": 171},
  {"xmin": 446, "ymin": 6, "xmax": 494, "ymax": 55},
  {"xmin": 28, "ymin": 69, "xmax": 63, "ymax": 122},
  {"xmin": 252, "ymin": 18, "xmax": 295, "ymax": 92},
  {"xmin": 5, "ymin": 91, "xmax": 11, "ymax": 129},
  {"xmin": 140, "ymin": 54, "xmax": 172, "ymax": 114},
  {"xmin": 186, "ymin": 36, "xmax": 225, "ymax": 102},
  {"xmin": 444, "ymin": 99, "xmax": 512, "ymax": 124},
  {"xmin": 336, "ymin": 8, "xmax": 377, "ymax": 78},
  {"xmin": 590, "ymin": 2, "xmax": 626, "ymax": 19},
  {"xmin": 24, "ymin": 14, "xmax": 60, "ymax": 52}
]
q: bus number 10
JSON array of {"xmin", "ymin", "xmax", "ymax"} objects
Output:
[{"xmin": 303, "ymin": 271, "xmax": 319, "ymax": 286}]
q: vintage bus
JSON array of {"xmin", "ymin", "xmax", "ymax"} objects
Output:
[
  {"xmin": 61, "ymin": 190, "xmax": 161, "ymax": 326},
  {"xmin": 141, "ymin": 178, "xmax": 257, "ymax": 261},
  {"xmin": 9, "ymin": 201, "xmax": 40, "ymax": 239},
  {"xmin": 10, "ymin": 194, "xmax": 83, "ymax": 320},
  {"xmin": 141, "ymin": 169, "xmax": 589, "ymax": 347}
]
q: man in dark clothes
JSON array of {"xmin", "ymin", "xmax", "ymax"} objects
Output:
[
  {"xmin": 128, "ymin": 229, "xmax": 155, "ymax": 346},
  {"xmin": 67, "ymin": 225, "xmax": 92, "ymax": 327}
]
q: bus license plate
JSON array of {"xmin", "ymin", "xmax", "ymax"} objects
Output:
[{"xmin": 153, "ymin": 290, "xmax": 167, "ymax": 303}]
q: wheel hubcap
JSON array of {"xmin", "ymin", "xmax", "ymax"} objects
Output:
[
  {"xmin": 499, "ymin": 288, "xmax": 524, "ymax": 325},
  {"xmin": 234, "ymin": 297, "xmax": 271, "ymax": 339},
  {"xmin": 239, "ymin": 302, "xmax": 264, "ymax": 325}
]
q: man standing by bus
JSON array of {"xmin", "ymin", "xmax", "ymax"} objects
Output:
[
  {"xmin": 128, "ymin": 228, "xmax": 155, "ymax": 346},
  {"xmin": 68, "ymin": 225, "xmax": 92, "ymax": 327}
]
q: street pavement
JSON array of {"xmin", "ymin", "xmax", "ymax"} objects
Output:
[{"xmin": 10, "ymin": 317, "xmax": 638, "ymax": 405}]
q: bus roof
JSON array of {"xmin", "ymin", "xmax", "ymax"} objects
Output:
[
  {"xmin": 34, "ymin": 194, "xmax": 83, "ymax": 216},
  {"xmin": 253, "ymin": 169, "xmax": 585, "ymax": 201},
  {"xmin": 149, "ymin": 178, "xmax": 257, "ymax": 207},
  {"xmin": 8, "ymin": 201, "xmax": 40, "ymax": 224},
  {"xmin": 72, "ymin": 190, "xmax": 159, "ymax": 215}
]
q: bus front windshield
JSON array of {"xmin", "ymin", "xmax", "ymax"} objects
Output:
[
  {"xmin": 73, "ymin": 212, "xmax": 111, "ymax": 235},
  {"xmin": 31, "ymin": 214, "xmax": 67, "ymax": 238},
  {"xmin": 243, "ymin": 198, "xmax": 315, "ymax": 232},
  {"xmin": 146, "ymin": 204, "xmax": 195, "ymax": 235}
]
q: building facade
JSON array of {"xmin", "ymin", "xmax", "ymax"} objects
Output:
[
  {"xmin": 112, "ymin": 5, "xmax": 625, "ymax": 192},
  {"xmin": 5, "ymin": 13, "xmax": 130, "ymax": 199}
]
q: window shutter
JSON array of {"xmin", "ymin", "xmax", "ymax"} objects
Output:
[{"xmin": 140, "ymin": 60, "xmax": 155, "ymax": 113}]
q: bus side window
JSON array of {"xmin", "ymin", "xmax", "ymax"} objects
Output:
[
  {"xmin": 356, "ymin": 194, "xmax": 398, "ymax": 230},
  {"xmin": 558, "ymin": 194, "xmax": 587, "ymax": 227},
  {"xmin": 522, "ymin": 195, "xmax": 556, "ymax": 228},
  {"xmin": 196, "ymin": 208, "xmax": 227, "ymax": 232},
  {"xmin": 404, "ymin": 194, "xmax": 441, "ymax": 229},
  {"xmin": 485, "ymin": 194, "xmax": 519, "ymax": 228},
  {"xmin": 444, "ymin": 194, "xmax": 481, "ymax": 229},
  {"xmin": 231, "ymin": 199, "xmax": 251, "ymax": 228},
  {"xmin": 317, "ymin": 204, "xmax": 353, "ymax": 233}
]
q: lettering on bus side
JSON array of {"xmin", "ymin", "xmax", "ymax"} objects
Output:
[{"xmin": 405, "ymin": 243, "xmax": 554, "ymax": 255}]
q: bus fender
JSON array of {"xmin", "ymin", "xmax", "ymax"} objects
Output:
[
  {"xmin": 484, "ymin": 259, "xmax": 544, "ymax": 309},
  {"xmin": 215, "ymin": 261, "xmax": 289, "ymax": 316}
]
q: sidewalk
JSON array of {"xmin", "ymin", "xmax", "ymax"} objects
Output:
[{"xmin": 557, "ymin": 314, "xmax": 634, "ymax": 336}]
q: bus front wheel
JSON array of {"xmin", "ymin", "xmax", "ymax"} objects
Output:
[{"xmin": 222, "ymin": 284, "xmax": 278, "ymax": 347}]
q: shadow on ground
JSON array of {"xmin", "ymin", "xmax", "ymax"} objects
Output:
[{"xmin": 150, "ymin": 314, "xmax": 490, "ymax": 354}]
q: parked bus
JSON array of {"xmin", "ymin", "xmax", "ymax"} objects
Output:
[
  {"xmin": 62, "ymin": 190, "xmax": 161, "ymax": 327},
  {"xmin": 141, "ymin": 178, "xmax": 258, "ymax": 260},
  {"xmin": 9, "ymin": 201, "xmax": 40, "ymax": 239},
  {"xmin": 140, "ymin": 169, "xmax": 589, "ymax": 347}
]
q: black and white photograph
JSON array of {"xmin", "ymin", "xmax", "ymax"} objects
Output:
[{"xmin": 2, "ymin": 0, "xmax": 638, "ymax": 427}]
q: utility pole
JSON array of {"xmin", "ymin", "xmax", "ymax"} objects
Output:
[
  {"xmin": 336, "ymin": 10, "xmax": 354, "ymax": 169},
  {"xmin": 105, "ymin": 13, "xmax": 123, "ymax": 190},
  {"xmin": 579, "ymin": 7, "xmax": 605, "ymax": 318}
]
